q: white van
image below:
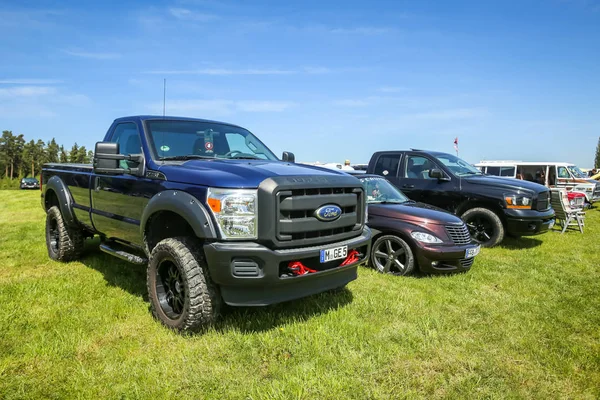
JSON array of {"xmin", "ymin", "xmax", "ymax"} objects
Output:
[{"xmin": 475, "ymin": 161, "xmax": 600, "ymax": 205}]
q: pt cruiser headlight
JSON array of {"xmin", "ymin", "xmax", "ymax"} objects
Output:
[
  {"xmin": 505, "ymin": 195, "xmax": 532, "ymax": 209},
  {"xmin": 207, "ymin": 188, "xmax": 257, "ymax": 239},
  {"xmin": 410, "ymin": 231, "xmax": 443, "ymax": 244}
]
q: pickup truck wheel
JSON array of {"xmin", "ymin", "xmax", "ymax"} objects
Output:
[
  {"xmin": 147, "ymin": 237, "xmax": 221, "ymax": 332},
  {"xmin": 45, "ymin": 206, "xmax": 85, "ymax": 261},
  {"xmin": 369, "ymin": 235, "xmax": 415, "ymax": 276},
  {"xmin": 462, "ymin": 207, "xmax": 504, "ymax": 248}
]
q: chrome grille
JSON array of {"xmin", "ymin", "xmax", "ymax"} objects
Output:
[
  {"xmin": 445, "ymin": 223, "xmax": 471, "ymax": 245},
  {"xmin": 276, "ymin": 186, "xmax": 363, "ymax": 245},
  {"xmin": 536, "ymin": 191, "xmax": 550, "ymax": 211}
]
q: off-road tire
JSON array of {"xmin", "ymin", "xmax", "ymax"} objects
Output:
[
  {"xmin": 369, "ymin": 234, "xmax": 415, "ymax": 276},
  {"xmin": 461, "ymin": 207, "xmax": 504, "ymax": 248},
  {"xmin": 147, "ymin": 237, "xmax": 221, "ymax": 333},
  {"xmin": 45, "ymin": 206, "xmax": 85, "ymax": 261}
]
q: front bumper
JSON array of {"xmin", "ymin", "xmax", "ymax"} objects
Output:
[
  {"xmin": 414, "ymin": 242, "xmax": 480, "ymax": 274},
  {"xmin": 203, "ymin": 227, "xmax": 372, "ymax": 306},
  {"xmin": 504, "ymin": 208, "xmax": 555, "ymax": 236}
]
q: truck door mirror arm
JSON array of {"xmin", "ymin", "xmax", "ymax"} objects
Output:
[
  {"xmin": 93, "ymin": 141, "xmax": 145, "ymax": 177},
  {"xmin": 429, "ymin": 168, "xmax": 450, "ymax": 181},
  {"xmin": 282, "ymin": 151, "xmax": 295, "ymax": 163}
]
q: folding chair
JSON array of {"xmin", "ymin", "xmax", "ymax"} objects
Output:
[{"xmin": 550, "ymin": 189, "xmax": 584, "ymax": 233}]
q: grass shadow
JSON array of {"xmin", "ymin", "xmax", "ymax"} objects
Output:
[
  {"xmin": 499, "ymin": 236, "xmax": 543, "ymax": 250},
  {"xmin": 216, "ymin": 288, "xmax": 354, "ymax": 333},
  {"xmin": 79, "ymin": 238, "xmax": 353, "ymax": 333},
  {"xmin": 80, "ymin": 239, "xmax": 148, "ymax": 299}
]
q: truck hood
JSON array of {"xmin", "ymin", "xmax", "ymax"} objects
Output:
[
  {"xmin": 368, "ymin": 201, "xmax": 462, "ymax": 226},
  {"xmin": 157, "ymin": 159, "xmax": 349, "ymax": 188},
  {"xmin": 464, "ymin": 175, "xmax": 546, "ymax": 193}
]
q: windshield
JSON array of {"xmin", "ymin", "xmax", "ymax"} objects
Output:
[
  {"xmin": 436, "ymin": 153, "xmax": 482, "ymax": 177},
  {"xmin": 23, "ymin": 178, "xmax": 38, "ymax": 182},
  {"xmin": 359, "ymin": 176, "xmax": 410, "ymax": 204},
  {"xmin": 567, "ymin": 165, "xmax": 587, "ymax": 179},
  {"xmin": 146, "ymin": 120, "xmax": 278, "ymax": 161}
]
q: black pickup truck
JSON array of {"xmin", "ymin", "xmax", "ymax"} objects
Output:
[
  {"xmin": 41, "ymin": 116, "xmax": 371, "ymax": 332},
  {"xmin": 367, "ymin": 150, "xmax": 555, "ymax": 247}
]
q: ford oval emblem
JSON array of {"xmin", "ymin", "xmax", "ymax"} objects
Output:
[{"xmin": 315, "ymin": 205, "xmax": 342, "ymax": 222}]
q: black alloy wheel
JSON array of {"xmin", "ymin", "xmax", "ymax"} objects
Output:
[
  {"xmin": 461, "ymin": 207, "xmax": 504, "ymax": 247},
  {"xmin": 155, "ymin": 258, "xmax": 186, "ymax": 319},
  {"xmin": 48, "ymin": 216, "xmax": 60, "ymax": 255},
  {"xmin": 370, "ymin": 235, "xmax": 415, "ymax": 276}
]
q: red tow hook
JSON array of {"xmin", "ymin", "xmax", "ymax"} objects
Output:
[
  {"xmin": 287, "ymin": 261, "xmax": 317, "ymax": 276},
  {"xmin": 287, "ymin": 250, "xmax": 363, "ymax": 276},
  {"xmin": 340, "ymin": 250, "xmax": 361, "ymax": 266}
]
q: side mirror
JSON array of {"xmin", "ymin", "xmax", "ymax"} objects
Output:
[
  {"xmin": 93, "ymin": 141, "xmax": 145, "ymax": 176},
  {"xmin": 94, "ymin": 142, "xmax": 120, "ymax": 171},
  {"xmin": 282, "ymin": 151, "xmax": 295, "ymax": 163},
  {"xmin": 429, "ymin": 168, "xmax": 446, "ymax": 180}
]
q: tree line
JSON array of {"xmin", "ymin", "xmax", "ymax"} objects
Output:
[{"xmin": 0, "ymin": 130, "xmax": 93, "ymax": 179}]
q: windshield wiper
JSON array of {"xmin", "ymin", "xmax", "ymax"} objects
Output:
[
  {"xmin": 229, "ymin": 155, "xmax": 260, "ymax": 160},
  {"xmin": 160, "ymin": 155, "xmax": 214, "ymax": 161}
]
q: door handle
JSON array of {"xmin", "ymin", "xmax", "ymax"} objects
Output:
[{"xmin": 402, "ymin": 184, "xmax": 415, "ymax": 189}]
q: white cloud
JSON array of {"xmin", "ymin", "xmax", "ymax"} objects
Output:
[
  {"xmin": 412, "ymin": 108, "xmax": 490, "ymax": 120},
  {"xmin": 329, "ymin": 27, "xmax": 396, "ymax": 35},
  {"xmin": 63, "ymin": 50, "xmax": 121, "ymax": 60},
  {"xmin": 0, "ymin": 84, "xmax": 90, "ymax": 117},
  {"xmin": 0, "ymin": 79, "xmax": 63, "ymax": 85},
  {"xmin": 332, "ymin": 99, "xmax": 371, "ymax": 107},
  {"xmin": 151, "ymin": 99, "xmax": 294, "ymax": 116},
  {"xmin": 0, "ymin": 86, "xmax": 57, "ymax": 98},
  {"xmin": 168, "ymin": 7, "xmax": 218, "ymax": 21},
  {"xmin": 144, "ymin": 68, "xmax": 295, "ymax": 75},
  {"xmin": 378, "ymin": 86, "xmax": 406, "ymax": 93},
  {"xmin": 236, "ymin": 101, "xmax": 294, "ymax": 112}
]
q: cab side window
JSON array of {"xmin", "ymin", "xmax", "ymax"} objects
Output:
[
  {"xmin": 111, "ymin": 123, "xmax": 141, "ymax": 169},
  {"xmin": 404, "ymin": 155, "xmax": 437, "ymax": 179},
  {"xmin": 557, "ymin": 166, "xmax": 570, "ymax": 179},
  {"xmin": 373, "ymin": 154, "xmax": 400, "ymax": 177}
]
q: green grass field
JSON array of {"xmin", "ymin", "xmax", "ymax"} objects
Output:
[{"xmin": 1, "ymin": 190, "xmax": 599, "ymax": 399}]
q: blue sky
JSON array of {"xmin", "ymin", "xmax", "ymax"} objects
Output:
[{"xmin": 1, "ymin": 0, "xmax": 599, "ymax": 166}]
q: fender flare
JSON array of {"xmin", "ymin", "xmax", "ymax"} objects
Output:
[
  {"xmin": 43, "ymin": 176, "xmax": 77, "ymax": 226},
  {"xmin": 140, "ymin": 190, "xmax": 218, "ymax": 241}
]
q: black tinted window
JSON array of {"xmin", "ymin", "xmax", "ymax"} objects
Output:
[
  {"xmin": 373, "ymin": 154, "xmax": 400, "ymax": 177},
  {"xmin": 486, "ymin": 166, "xmax": 500, "ymax": 176},
  {"xmin": 111, "ymin": 122, "xmax": 141, "ymax": 168}
]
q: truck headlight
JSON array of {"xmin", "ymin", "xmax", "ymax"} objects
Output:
[
  {"xmin": 505, "ymin": 195, "xmax": 532, "ymax": 209},
  {"xmin": 207, "ymin": 188, "xmax": 257, "ymax": 239},
  {"xmin": 410, "ymin": 231, "xmax": 443, "ymax": 244}
]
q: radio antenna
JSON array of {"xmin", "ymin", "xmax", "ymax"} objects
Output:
[{"xmin": 162, "ymin": 78, "xmax": 166, "ymax": 117}]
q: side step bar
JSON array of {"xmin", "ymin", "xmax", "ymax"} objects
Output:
[{"xmin": 100, "ymin": 243, "xmax": 148, "ymax": 265}]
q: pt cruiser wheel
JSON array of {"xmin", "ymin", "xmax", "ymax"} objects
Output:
[
  {"xmin": 147, "ymin": 237, "xmax": 221, "ymax": 332},
  {"xmin": 369, "ymin": 235, "xmax": 415, "ymax": 276},
  {"xmin": 461, "ymin": 207, "xmax": 504, "ymax": 248}
]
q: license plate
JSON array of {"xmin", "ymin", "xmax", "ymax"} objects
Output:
[
  {"xmin": 465, "ymin": 246, "xmax": 480, "ymax": 259},
  {"xmin": 320, "ymin": 245, "xmax": 348, "ymax": 263}
]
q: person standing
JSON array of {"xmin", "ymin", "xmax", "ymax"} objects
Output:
[{"xmin": 341, "ymin": 159, "xmax": 354, "ymax": 171}]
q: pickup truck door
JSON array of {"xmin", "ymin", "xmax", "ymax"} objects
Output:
[
  {"xmin": 91, "ymin": 122, "xmax": 154, "ymax": 246},
  {"xmin": 370, "ymin": 153, "xmax": 403, "ymax": 188},
  {"xmin": 399, "ymin": 153, "xmax": 454, "ymax": 210}
]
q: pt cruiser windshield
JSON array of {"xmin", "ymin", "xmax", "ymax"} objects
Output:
[{"xmin": 146, "ymin": 120, "xmax": 279, "ymax": 161}]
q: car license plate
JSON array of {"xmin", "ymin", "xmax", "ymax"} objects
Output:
[
  {"xmin": 465, "ymin": 246, "xmax": 480, "ymax": 259},
  {"xmin": 320, "ymin": 245, "xmax": 348, "ymax": 263}
]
